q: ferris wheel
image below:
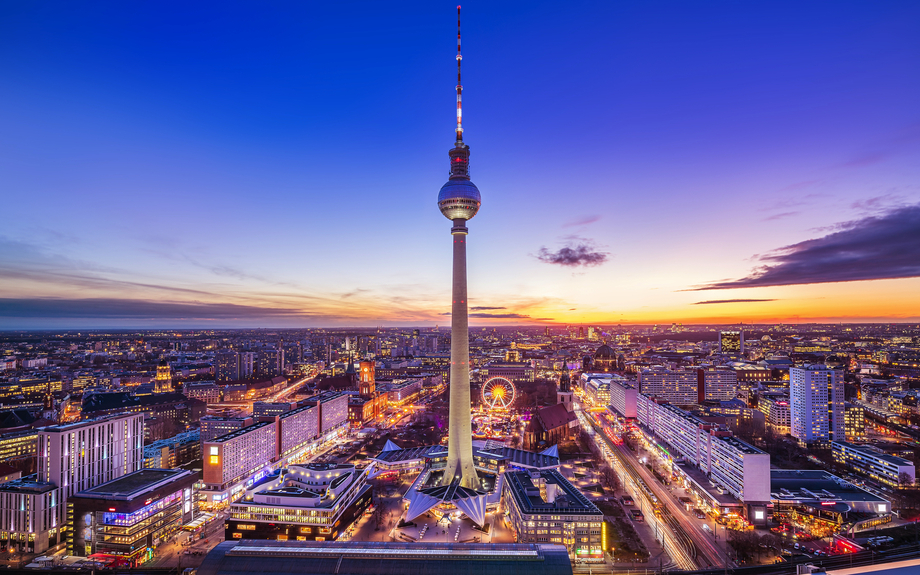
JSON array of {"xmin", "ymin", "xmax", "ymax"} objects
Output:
[{"xmin": 481, "ymin": 376, "xmax": 516, "ymax": 410}]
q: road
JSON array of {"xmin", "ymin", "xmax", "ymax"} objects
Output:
[{"xmin": 576, "ymin": 401, "xmax": 727, "ymax": 571}]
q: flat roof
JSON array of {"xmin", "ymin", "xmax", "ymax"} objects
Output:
[
  {"xmin": 0, "ymin": 478, "xmax": 55, "ymax": 494},
  {"xmin": 208, "ymin": 420, "xmax": 273, "ymax": 443},
  {"xmin": 198, "ymin": 540, "xmax": 573, "ymax": 575},
  {"xmin": 675, "ymin": 462, "xmax": 739, "ymax": 506},
  {"xmin": 504, "ymin": 469, "xmax": 601, "ymax": 516},
  {"xmin": 833, "ymin": 441, "xmax": 914, "ymax": 466},
  {"xmin": 80, "ymin": 468, "xmax": 191, "ymax": 498},
  {"xmin": 770, "ymin": 469, "xmax": 886, "ymax": 503},
  {"xmin": 40, "ymin": 412, "xmax": 139, "ymax": 432}
]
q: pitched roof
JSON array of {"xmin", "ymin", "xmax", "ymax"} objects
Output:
[{"xmin": 535, "ymin": 403, "xmax": 576, "ymax": 431}]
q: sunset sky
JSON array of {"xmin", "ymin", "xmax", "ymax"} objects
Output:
[{"xmin": 2, "ymin": 0, "xmax": 919, "ymax": 328}]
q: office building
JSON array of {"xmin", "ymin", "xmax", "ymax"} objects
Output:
[
  {"xmin": 0, "ymin": 429, "xmax": 38, "ymax": 463},
  {"xmin": 844, "ymin": 403, "xmax": 866, "ymax": 441},
  {"xmin": 790, "ymin": 365, "xmax": 844, "ymax": 443},
  {"xmin": 253, "ymin": 402, "xmax": 295, "ymax": 417},
  {"xmin": 143, "ymin": 429, "xmax": 201, "ymax": 469},
  {"xmin": 183, "ymin": 381, "xmax": 221, "ymax": 404},
  {"xmin": 67, "ymin": 468, "xmax": 197, "ymax": 564},
  {"xmin": 503, "ymin": 468, "xmax": 604, "ymax": 559},
  {"xmin": 608, "ymin": 379, "xmax": 638, "ymax": 419},
  {"xmin": 697, "ymin": 368, "xmax": 738, "ymax": 402},
  {"xmin": 832, "ymin": 441, "xmax": 916, "ymax": 488},
  {"xmin": 637, "ymin": 368, "xmax": 698, "ymax": 404},
  {"xmin": 0, "ymin": 414, "xmax": 145, "ymax": 554},
  {"xmin": 479, "ymin": 362, "xmax": 536, "ymax": 384},
  {"xmin": 225, "ymin": 463, "xmax": 372, "ymax": 542},
  {"xmin": 39, "ymin": 414, "xmax": 145, "ymax": 500},
  {"xmin": 719, "ymin": 331, "xmax": 744, "ymax": 355},
  {"xmin": 758, "ymin": 395, "xmax": 791, "ymax": 434},
  {"xmin": 200, "ymin": 416, "xmax": 254, "ymax": 443},
  {"xmin": 0, "ymin": 478, "xmax": 58, "ymax": 553}
]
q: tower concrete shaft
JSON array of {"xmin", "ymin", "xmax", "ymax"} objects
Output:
[{"xmin": 442, "ymin": 218, "xmax": 479, "ymax": 488}]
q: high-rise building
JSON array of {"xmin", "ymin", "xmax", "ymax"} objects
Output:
[
  {"xmin": 216, "ymin": 351, "xmax": 240, "ymax": 382},
  {"xmin": 719, "ymin": 330, "xmax": 745, "ymax": 355},
  {"xmin": 257, "ymin": 349, "xmax": 283, "ymax": 378},
  {"xmin": 239, "ymin": 351, "xmax": 256, "ymax": 379},
  {"xmin": 790, "ymin": 365, "xmax": 844, "ymax": 443},
  {"xmin": 39, "ymin": 414, "xmax": 145, "ymax": 499},
  {"xmin": 438, "ymin": 7, "xmax": 481, "ymax": 489},
  {"xmin": 0, "ymin": 414, "xmax": 145, "ymax": 554}
]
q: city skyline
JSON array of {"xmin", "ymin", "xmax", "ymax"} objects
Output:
[{"xmin": 2, "ymin": 1, "xmax": 920, "ymax": 329}]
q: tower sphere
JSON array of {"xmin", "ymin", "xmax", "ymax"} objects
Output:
[{"xmin": 438, "ymin": 179, "xmax": 481, "ymax": 220}]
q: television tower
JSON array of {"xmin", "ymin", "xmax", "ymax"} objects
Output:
[{"xmin": 439, "ymin": 5, "xmax": 481, "ymax": 489}]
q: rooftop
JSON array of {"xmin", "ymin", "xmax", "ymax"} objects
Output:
[
  {"xmin": 80, "ymin": 468, "xmax": 193, "ymax": 499},
  {"xmin": 40, "ymin": 412, "xmax": 140, "ymax": 432},
  {"xmin": 504, "ymin": 469, "xmax": 601, "ymax": 516},
  {"xmin": 833, "ymin": 441, "xmax": 914, "ymax": 466},
  {"xmin": 208, "ymin": 420, "xmax": 273, "ymax": 443},
  {"xmin": 770, "ymin": 469, "xmax": 887, "ymax": 504},
  {"xmin": 0, "ymin": 477, "xmax": 56, "ymax": 494},
  {"xmin": 198, "ymin": 540, "xmax": 573, "ymax": 575}
]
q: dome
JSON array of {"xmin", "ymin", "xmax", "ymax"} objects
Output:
[
  {"xmin": 761, "ymin": 335, "xmax": 773, "ymax": 342},
  {"xmin": 438, "ymin": 179, "xmax": 481, "ymax": 220},
  {"xmin": 594, "ymin": 344, "xmax": 615, "ymax": 359}
]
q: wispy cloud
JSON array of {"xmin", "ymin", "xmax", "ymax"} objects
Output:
[
  {"xmin": 694, "ymin": 204, "xmax": 920, "ymax": 290},
  {"xmin": 470, "ymin": 306, "xmax": 506, "ymax": 311},
  {"xmin": 761, "ymin": 212, "xmax": 798, "ymax": 222},
  {"xmin": 562, "ymin": 215, "xmax": 601, "ymax": 228},
  {"xmin": 535, "ymin": 238, "xmax": 609, "ymax": 268},
  {"xmin": 0, "ymin": 298, "xmax": 311, "ymax": 320},
  {"xmin": 693, "ymin": 299, "xmax": 776, "ymax": 305}
]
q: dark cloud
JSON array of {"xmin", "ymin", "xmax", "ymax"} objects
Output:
[
  {"xmin": 536, "ymin": 242, "xmax": 609, "ymax": 268},
  {"xmin": 441, "ymin": 311, "xmax": 551, "ymax": 321},
  {"xmin": 0, "ymin": 298, "xmax": 310, "ymax": 320},
  {"xmin": 693, "ymin": 299, "xmax": 777, "ymax": 305},
  {"xmin": 470, "ymin": 306, "xmax": 506, "ymax": 311},
  {"xmin": 694, "ymin": 204, "xmax": 920, "ymax": 290}
]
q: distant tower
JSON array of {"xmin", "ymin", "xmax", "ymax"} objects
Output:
[
  {"xmin": 557, "ymin": 363, "xmax": 574, "ymax": 413},
  {"xmin": 154, "ymin": 360, "xmax": 172, "ymax": 393},
  {"xmin": 440, "ymin": 6, "xmax": 481, "ymax": 489}
]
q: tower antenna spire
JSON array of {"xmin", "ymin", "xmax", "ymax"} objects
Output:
[{"xmin": 456, "ymin": 5, "xmax": 463, "ymax": 143}]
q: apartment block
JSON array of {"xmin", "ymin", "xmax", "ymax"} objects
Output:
[
  {"xmin": 790, "ymin": 365, "xmax": 844, "ymax": 443},
  {"xmin": 832, "ymin": 441, "xmax": 916, "ymax": 488}
]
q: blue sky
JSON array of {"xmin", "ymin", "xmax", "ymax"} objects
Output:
[{"xmin": 2, "ymin": 1, "xmax": 919, "ymax": 328}]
